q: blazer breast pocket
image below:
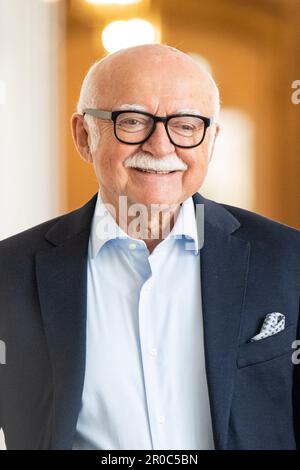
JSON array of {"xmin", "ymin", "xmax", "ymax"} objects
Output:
[{"xmin": 237, "ymin": 324, "xmax": 296, "ymax": 369}]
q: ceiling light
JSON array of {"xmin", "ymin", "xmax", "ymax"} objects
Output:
[
  {"xmin": 102, "ymin": 19, "xmax": 158, "ymax": 54},
  {"xmin": 86, "ymin": 0, "xmax": 141, "ymax": 5}
]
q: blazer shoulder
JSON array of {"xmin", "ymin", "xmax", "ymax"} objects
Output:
[
  {"xmin": 0, "ymin": 213, "xmax": 64, "ymax": 258},
  {"xmin": 0, "ymin": 194, "xmax": 97, "ymax": 257},
  {"xmin": 221, "ymin": 202, "xmax": 300, "ymax": 244}
]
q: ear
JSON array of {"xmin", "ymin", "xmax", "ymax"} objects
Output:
[
  {"xmin": 71, "ymin": 113, "xmax": 93, "ymax": 163},
  {"xmin": 208, "ymin": 123, "xmax": 220, "ymax": 163}
]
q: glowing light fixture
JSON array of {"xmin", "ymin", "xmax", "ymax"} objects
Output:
[
  {"xmin": 102, "ymin": 19, "xmax": 158, "ymax": 53},
  {"xmin": 86, "ymin": 0, "xmax": 141, "ymax": 5}
]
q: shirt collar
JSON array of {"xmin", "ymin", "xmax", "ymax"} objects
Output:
[
  {"xmin": 90, "ymin": 191, "xmax": 199, "ymax": 259},
  {"xmin": 90, "ymin": 191, "xmax": 129, "ymax": 259},
  {"xmin": 166, "ymin": 195, "xmax": 199, "ymax": 254}
]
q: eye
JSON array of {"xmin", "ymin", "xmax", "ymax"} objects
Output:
[
  {"xmin": 178, "ymin": 123, "xmax": 195, "ymax": 131},
  {"xmin": 168, "ymin": 117, "xmax": 205, "ymax": 136},
  {"xmin": 116, "ymin": 115, "xmax": 151, "ymax": 132},
  {"xmin": 123, "ymin": 119, "xmax": 139, "ymax": 126},
  {"xmin": 119, "ymin": 118, "xmax": 143, "ymax": 125},
  {"xmin": 169, "ymin": 120, "xmax": 196, "ymax": 134}
]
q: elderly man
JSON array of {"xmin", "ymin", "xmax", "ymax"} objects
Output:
[{"xmin": 0, "ymin": 44, "xmax": 300, "ymax": 450}]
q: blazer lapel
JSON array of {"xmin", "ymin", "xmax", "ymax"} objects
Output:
[
  {"xmin": 35, "ymin": 194, "xmax": 97, "ymax": 449},
  {"xmin": 193, "ymin": 193, "xmax": 251, "ymax": 449}
]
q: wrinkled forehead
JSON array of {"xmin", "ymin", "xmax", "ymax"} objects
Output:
[{"xmin": 93, "ymin": 51, "xmax": 217, "ymax": 115}]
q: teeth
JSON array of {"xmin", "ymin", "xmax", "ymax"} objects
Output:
[{"xmin": 137, "ymin": 168, "xmax": 172, "ymax": 174}]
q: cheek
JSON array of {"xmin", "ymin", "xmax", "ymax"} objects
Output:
[
  {"xmin": 179, "ymin": 147, "xmax": 210, "ymax": 186},
  {"xmin": 92, "ymin": 139, "xmax": 138, "ymax": 187}
]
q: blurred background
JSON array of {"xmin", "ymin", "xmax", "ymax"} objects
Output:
[
  {"xmin": 1, "ymin": 0, "xmax": 300, "ymax": 242},
  {"xmin": 0, "ymin": 0, "xmax": 300, "ymax": 450}
]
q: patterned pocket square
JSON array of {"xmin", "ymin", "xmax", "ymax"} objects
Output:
[{"xmin": 250, "ymin": 312, "xmax": 285, "ymax": 342}]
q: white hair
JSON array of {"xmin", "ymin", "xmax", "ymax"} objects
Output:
[
  {"xmin": 205, "ymin": 73, "xmax": 221, "ymax": 122},
  {"xmin": 77, "ymin": 61, "xmax": 103, "ymax": 153}
]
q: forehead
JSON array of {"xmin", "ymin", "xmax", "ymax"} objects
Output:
[{"xmin": 96, "ymin": 53, "xmax": 215, "ymax": 115}]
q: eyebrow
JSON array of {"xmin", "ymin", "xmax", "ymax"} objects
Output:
[
  {"xmin": 114, "ymin": 104, "xmax": 203, "ymax": 115},
  {"xmin": 115, "ymin": 104, "xmax": 148, "ymax": 112},
  {"xmin": 175, "ymin": 108, "xmax": 202, "ymax": 115}
]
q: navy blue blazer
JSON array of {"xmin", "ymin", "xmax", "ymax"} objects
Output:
[{"xmin": 0, "ymin": 192, "xmax": 300, "ymax": 450}]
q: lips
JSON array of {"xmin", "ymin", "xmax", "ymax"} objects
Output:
[
  {"xmin": 133, "ymin": 168, "xmax": 177, "ymax": 174},
  {"xmin": 130, "ymin": 168, "xmax": 181, "ymax": 181}
]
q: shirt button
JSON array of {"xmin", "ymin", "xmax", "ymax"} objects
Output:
[
  {"xmin": 128, "ymin": 243, "xmax": 136, "ymax": 250},
  {"xmin": 158, "ymin": 416, "xmax": 165, "ymax": 424},
  {"xmin": 149, "ymin": 348, "xmax": 157, "ymax": 357}
]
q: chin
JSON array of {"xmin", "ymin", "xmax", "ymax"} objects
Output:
[{"xmin": 131, "ymin": 192, "xmax": 182, "ymax": 207}]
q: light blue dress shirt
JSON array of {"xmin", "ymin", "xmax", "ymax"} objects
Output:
[{"xmin": 73, "ymin": 192, "xmax": 214, "ymax": 450}]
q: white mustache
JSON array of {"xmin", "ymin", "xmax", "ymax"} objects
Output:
[{"xmin": 124, "ymin": 152, "xmax": 188, "ymax": 172}]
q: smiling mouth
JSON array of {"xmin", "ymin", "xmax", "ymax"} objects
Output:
[{"xmin": 133, "ymin": 168, "xmax": 179, "ymax": 174}]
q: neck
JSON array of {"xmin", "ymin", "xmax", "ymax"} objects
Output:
[{"xmin": 100, "ymin": 190, "xmax": 181, "ymax": 254}]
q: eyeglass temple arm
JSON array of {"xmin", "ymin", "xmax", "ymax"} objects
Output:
[{"xmin": 82, "ymin": 109, "xmax": 112, "ymax": 120}]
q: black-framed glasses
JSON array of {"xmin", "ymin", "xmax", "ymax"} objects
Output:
[{"xmin": 82, "ymin": 108, "xmax": 214, "ymax": 149}]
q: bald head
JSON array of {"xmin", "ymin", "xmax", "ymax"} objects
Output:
[{"xmin": 77, "ymin": 44, "xmax": 220, "ymax": 120}]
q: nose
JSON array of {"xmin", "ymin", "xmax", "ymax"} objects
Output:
[{"xmin": 141, "ymin": 122, "xmax": 175, "ymax": 157}]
